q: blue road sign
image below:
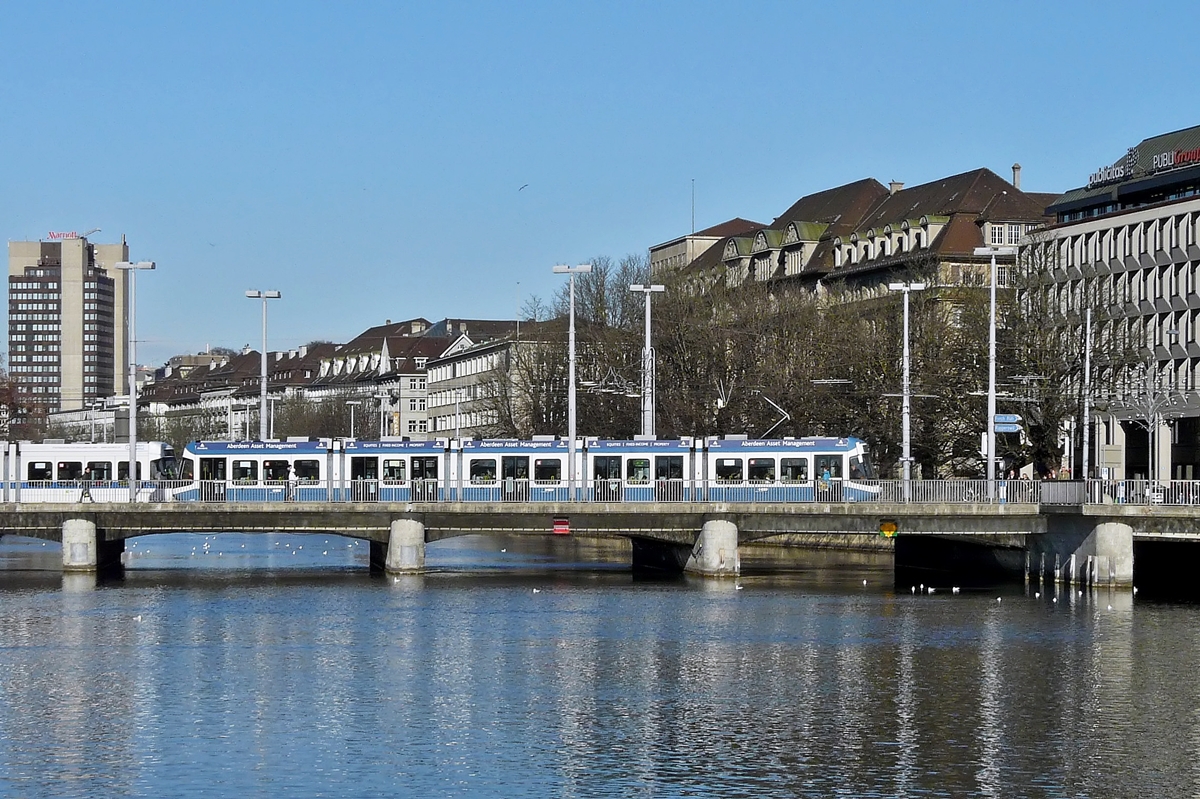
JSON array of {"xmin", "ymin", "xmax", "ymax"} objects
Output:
[
  {"xmin": 995, "ymin": 423, "xmax": 1022, "ymax": 434},
  {"xmin": 994, "ymin": 414, "xmax": 1022, "ymax": 424}
]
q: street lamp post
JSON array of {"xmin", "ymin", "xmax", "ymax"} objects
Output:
[
  {"xmin": 89, "ymin": 401, "xmax": 102, "ymax": 443},
  {"xmin": 116, "ymin": 260, "xmax": 155, "ymax": 502},
  {"xmin": 454, "ymin": 388, "xmax": 463, "ymax": 439},
  {"xmin": 374, "ymin": 392, "xmax": 392, "ymax": 438},
  {"xmin": 974, "ymin": 245, "xmax": 1016, "ymax": 498},
  {"xmin": 245, "ymin": 290, "xmax": 281, "ymax": 440},
  {"xmin": 628, "ymin": 283, "xmax": 665, "ymax": 437},
  {"xmin": 346, "ymin": 400, "xmax": 362, "ymax": 438},
  {"xmin": 553, "ymin": 264, "xmax": 592, "ymax": 496},
  {"xmin": 888, "ymin": 281, "xmax": 926, "ymax": 500}
]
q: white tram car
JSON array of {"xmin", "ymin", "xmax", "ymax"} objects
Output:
[{"xmin": 0, "ymin": 440, "xmax": 178, "ymax": 502}]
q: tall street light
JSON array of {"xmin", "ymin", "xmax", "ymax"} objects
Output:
[
  {"xmin": 346, "ymin": 400, "xmax": 362, "ymax": 439},
  {"xmin": 888, "ymin": 281, "xmax": 926, "ymax": 500},
  {"xmin": 245, "ymin": 290, "xmax": 281, "ymax": 440},
  {"xmin": 116, "ymin": 260, "xmax": 155, "ymax": 502},
  {"xmin": 629, "ymin": 283, "xmax": 665, "ymax": 437},
  {"xmin": 974, "ymin": 245, "xmax": 1016, "ymax": 497},
  {"xmin": 454, "ymin": 388, "xmax": 464, "ymax": 439},
  {"xmin": 553, "ymin": 263, "xmax": 592, "ymax": 494}
]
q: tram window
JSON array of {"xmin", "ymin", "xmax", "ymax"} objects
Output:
[
  {"xmin": 815, "ymin": 455, "xmax": 842, "ymax": 479},
  {"xmin": 263, "ymin": 460, "xmax": 290, "ymax": 481},
  {"xmin": 27, "ymin": 462, "xmax": 52, "ymax": 481},
  {"xmin": 151, "ymin": 458, "xmax": 177, "ymax": 479},
  {"xmin": 849, "ymin": 454, "xmax": 871, "ymax": 479},
  {"xmin": 351, "ymin": 457, "xmax": 378, "ymax": 480},
  {"xmin": 655, "ymin": 456, "xmax": 683, "ymax": 480},
  {"xmin": 383, "ymin": 459, "xmax": 407, "ymax": 481},
  {"xmin": 715, "ymin": 458, "xmax": 743, "ymax": 481},
  {"xmin": 199, "ymin": 458, "xmax": 226, "ymax": 481},
  {"xmin": 469, "ymin": 458, "xmax": 496, "ymax": 483},
  {"xmin": 593, "ymin": 456, "xmax": 621, "ymax": 480},
  {"xmin": 626, "ymin": 458, "xmax": 650, "ymax": 483},
  {"xmin": 534, "ymin": 459, "xmax": 561, "ymax": 482},
  {"xmin": 502, "ymin": 457, "xmax": 529, "ymax": 480},
  {"xmin": 57, "ymin": 461, "xmax": 83, "ymax": 480},
  {"xmin": 87, "ymin": 461, "xmax": 112, "ymax": 481},
  {"xmin": 232, "ymin": 460, "xmax": 258, "ymax": 482},
  {"xmin": 294, "ymin": 460, "xmax": 320, "ymax": 480},
  {"xmin": 118, "ymin": 462, "xmax": 143, "ymax": 480},
  {"xmin": 780, "ymin": 458, "xmax": 808, "ymax": 482},
  {"xmin": 180, "ymin": 459, "xmax": 195, "ymax": 481},
  {"xmin": 748, "ymin": 458, "xmax": 775, "ymax": 481},
  {"xmin": 412, "ymin": 457, "xmax": 438, "ymax": 480}
]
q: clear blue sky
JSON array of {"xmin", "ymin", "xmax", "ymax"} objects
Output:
[{"xmin": 2, "ymin": 1, "xmax": 1197, "ymax": 366}]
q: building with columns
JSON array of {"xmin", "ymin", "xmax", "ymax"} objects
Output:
[{"xmin": 1032, "ymin": 123, "xmax": 1200, "ymax": 480}]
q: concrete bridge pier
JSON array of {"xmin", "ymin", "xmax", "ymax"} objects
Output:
[
  {"xmin": 61, "ymin": 518, "xmax": 124, "ymax": 572},
  {"xmin": 1035, "ymin": 518, "xmax": 1133, "ymax": 587},
  {"xmin": 377, "ymin": 517, "xmax": 425, "ymax": 574},
  {"xmin": 684, "ymin": 518, "xmax": 740, "ymax": 578}
]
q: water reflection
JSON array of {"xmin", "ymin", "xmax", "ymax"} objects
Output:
[{"xmin": 1, "ymin": 540, "xmax": 1198, "ymax": 796}]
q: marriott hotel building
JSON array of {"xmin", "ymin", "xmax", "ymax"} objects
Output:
[
  {"xmin": 1034, "ymin": 124, "xmax": 1200, "ymax": 480},
  {"xmin": 7, "ymin": 235, "xmax": 131, "ymax": 414}
]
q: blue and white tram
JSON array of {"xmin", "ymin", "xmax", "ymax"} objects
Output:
[
  {"xmin": 178, "ymin": 439, "xmax": 451, "ymax": 502},
  {"xmin": 585, "ymin": 438, "xmax": 696, "ymax": 502},
  {"xmin": 177, "ymin": 440, "xmax": 332, "ymax": 502},
  {"xmin": 456, "ymin": 438, "xmax": 572, "ymax": 502},
  {"xmin": 2, "ymin": 440, "xmax": 177, "ymax": 502},
  {"xmin": 168, "ymin": 434, "xmax": 877, "ymax": 505},
  {"xmin": 345, "ymin": 439, "xmax": 447, "ymax": 502},
  {"xmin": 701, "ymin": 436, "xmax": 878, "ymax": 502}
]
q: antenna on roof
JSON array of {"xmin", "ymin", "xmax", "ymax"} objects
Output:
[{"xmin": 691, "ymin": 178, "xmax": 695, "ymax": 234}]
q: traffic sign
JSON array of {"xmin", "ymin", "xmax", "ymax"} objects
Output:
[
  {"xmin": 993, "ymin": 414, "xmax": 1022, "ymax": 424},
  {"xmin": 995, "ymin": 423, "xmax": 1022, "ymax": 434}
]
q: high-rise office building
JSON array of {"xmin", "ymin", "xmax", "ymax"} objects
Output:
[{"xmin": 7, "ymin": 235, "xmax": 130, "ymax": 414}]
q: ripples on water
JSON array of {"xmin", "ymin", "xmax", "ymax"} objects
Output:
[{"xmin": 0, "ymin": 533, "xmax": 1194, "ymax": 798}]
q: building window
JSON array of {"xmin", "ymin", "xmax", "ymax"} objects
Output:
[{"xmin": 991, "ymin": 224, "xmax": 1006, "ymax": 246}]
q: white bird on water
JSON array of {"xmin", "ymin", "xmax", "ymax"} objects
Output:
[
  {"xmin": 735, "ymin": 584, "xmax": 744, "ymax": 591},
  {"xmin": 862, "ymin": 579, "xmax": 867, "ymax": 586},
  {"xmin": 532, "ymin": 588, "xmax": 541, "ymax": 594}
]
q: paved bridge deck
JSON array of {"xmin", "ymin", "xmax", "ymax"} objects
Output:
[{"xmin": 4, "ymin": 501, "xmax": 1200, "ymax": 542}]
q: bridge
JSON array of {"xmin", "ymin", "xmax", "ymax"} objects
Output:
[{"xmin": 4, "ymin": 477, "xmax": 1200, "ymax": 586}]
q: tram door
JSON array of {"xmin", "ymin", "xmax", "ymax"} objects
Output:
[
  {"xmin": 199, "ymin": 457, "xmax": 226, "ymax": 502},
  {"xmin": 501, "ymin": 456, "xmax": 529, "ymax": 501},
  {"xmin": 655, "ymin": 456, "xmax": 684, "ymax": 501},
  {"xmin": 350, "ymin": 456, "xmax": 378, "ymax": 502},
  {"xmin": 593, "ymin": 456, "xmax": 622, "ymax": 502},
  {"xmin": 814, "ymin": 454, "xmax": 843, "ymax": 501},
  {"xmin": 412, "ymin": 456, "xmax": 439, "ymax": 501}
]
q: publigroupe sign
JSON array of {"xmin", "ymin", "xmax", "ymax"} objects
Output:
[{"xmin": 1087, "ymin": 143, "xmax": 1200, "ymax": 189}]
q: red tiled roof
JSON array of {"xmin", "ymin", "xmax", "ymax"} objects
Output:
[{"xmin": 692, "ymin": 217, "xmax": 767, "ymax": 238}]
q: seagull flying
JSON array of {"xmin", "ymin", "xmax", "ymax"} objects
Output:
[{"xmin": 519, "ymin": 184, "xmax": 529, "ymax": 191}]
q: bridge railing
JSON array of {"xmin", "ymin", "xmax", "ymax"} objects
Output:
[
  {"xmin": 1083, "ymin": 478, "xmax": 1200, "ymax": 506},
  {"xmin": 5, "ymin": 477, "xmax": 1200, "ymax": 506}
]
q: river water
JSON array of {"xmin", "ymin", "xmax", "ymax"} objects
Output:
[{"xmin": 0, "ymin": 533, "xmax": 1195, "ymax": 798}]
